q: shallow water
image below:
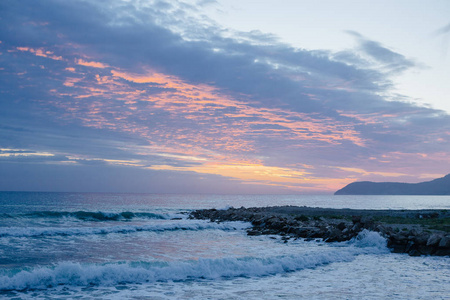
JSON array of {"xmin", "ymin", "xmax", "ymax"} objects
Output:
[{"xmin": 1, "ymin": 192, "xmax": 449, "ymax": 299}]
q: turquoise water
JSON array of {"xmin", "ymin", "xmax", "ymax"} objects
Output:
[{"xmin": 0, "ymin": 192, "xmax": 449, "ymax": 299}]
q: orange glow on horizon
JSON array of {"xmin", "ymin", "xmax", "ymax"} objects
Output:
[{"xmin": 147, "ymin": 161, "xmax": 350, "ymax": 192}]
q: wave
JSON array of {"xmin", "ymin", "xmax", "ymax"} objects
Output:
[
  {"xmin": 0, "ymin": 230, "xmax": 388, "ymax": 291},
  {"xmin": 0, "ymin": 210, "xmax": 179, "ymax": 222},
  {"xmin": 0, "ymin": 220, "xmax": 251, "ymax": 238}
]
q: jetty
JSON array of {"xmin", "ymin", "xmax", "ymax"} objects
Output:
[{"xmin": 190, "ymin": 206, "xmax": 450, "ymax": 256}]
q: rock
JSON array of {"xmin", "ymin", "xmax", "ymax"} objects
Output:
[
  {"xmin": 325, "ymin": 228, "xmax": 343, "ymax": 243},
  {"xmin": 375, "ymin": 224, "xmax": 386, "ymax": 233},
  {"xmin": 438, "ymin": 236, "xmax": 450, "ymax": 248},
  {"xmin": 434, "ymin": 249, "xmax": 450, "ymax": 256},
  {"xmin": 408, "ymin": 229, "xmax": 419, "ymax": 237},
  {"xmin": 427, "ymin": 234, "xmax": 442, "ymax": 247},
  {"xmin": 392, "ymin": 233, "xmax": 408, "ymax": 243},
  {"xmin": 189, "ymin": 206, "xmax": 449, "ymax": 256},
  {"xmin": 414, "ymin": 233, "xmax": 430, "ymax": 245},
  {"xmin": 390, "ymin": 243, "xmax": 406, "ymax": 253},
  {"xmin": 361, "ymin": 216, "xmax": 374, "ymax": 225},
  {"xmin": 251, "ymin": 218, "xmax": 265, "ymax": 226},
  {"xmin": 405, "ymin": 241, "xmax": 415, "ymax": 253},
  {"xmin": 351, "ymin": 223, "xmax": 362, "ymax": 232},
  {"xmin": 262, "ymin": 229, "xmax": 278, "ymax": 235},
  {"xmin": 267, "ymin": 218, "xmax": 284, "ymax": 230},
  {"xmin": 306, "ymin": 228, "xmax": 323, "ymax": 238},
  {"xmin": 247, "ymin": 230, "xmax": 262, "ymax": 236},
  {"xmin": 291, "ymin": 227, "xmax": 307, "ymax": 237},
  {"xmin": 387, "ymin": 233, "xmax": 410, "ymax": 253},
  {"xmin": 352, "ymin": 215, "xmax": 362, "ymax": 224},
  {"xmin": 408, "ymin": 249, "xmax": 421, "ymax": 256},
  {"xmin": 294, "ymin": 215, "xmax": 310, "ymax": 222},
  {"xmin": 337, "ymin": 222, "xmax": 347, "ymax": 231},
  {"xmin": 417, "ymin": 245, "xmax": 435, "ymax": 255}
]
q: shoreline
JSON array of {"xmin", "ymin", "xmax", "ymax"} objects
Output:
[{"xmin": 189, "ymin": 206, "xmax": 450, "ymax": 256}]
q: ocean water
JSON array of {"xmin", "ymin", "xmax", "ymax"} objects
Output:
[{"xmin": 0, "ymin": 192, "xmax": 449, "ymax": 299}]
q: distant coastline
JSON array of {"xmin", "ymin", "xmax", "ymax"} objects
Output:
[{"xmin": 335, "ymin": 174, "xmax": 450, "ymax": 195}]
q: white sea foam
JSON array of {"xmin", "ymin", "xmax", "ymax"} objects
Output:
[
  {"xmin": 351, "ymin": 229, "xmax": 388, "ymax": 249},
  {"xmin": 0, "ymin": 230, "xmax": 389, "ymax": 291},
  {"xmin": 216, "ymin": 205, "xmax": 234, "ymax": 210},
  {"xmin": 0, "ymin": 220, "xmax": 251, "ymax": 238}
]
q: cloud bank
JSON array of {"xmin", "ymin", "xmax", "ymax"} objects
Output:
[{"xmin": 0, "ymin": 0, "xmax": 449, "ymax": 193}]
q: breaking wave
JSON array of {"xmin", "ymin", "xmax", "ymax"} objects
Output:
[
  {"xmin": 0, "ymin": 211, "xmax": 174, "ymax": 221},
  {"xmin": 0, "ymin": 230, "xmax": 388, "ymax": 291},
  {"xmin": 351, "ymin": 229, "xmax": 388, "ymax": 249},
  {"xmin": 0, "ymin": 220, "xmax": 251, "ymax": 238}
]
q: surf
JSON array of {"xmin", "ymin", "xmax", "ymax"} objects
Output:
[
  {"xmin": 0, "ymin": 230, "xmax": 389, "ymax": 291},
  {"xmin": 0, "ymin": 210, "xmax": 175, "ymax": 221},
  {"xmin": 0, "ymin": 220, "xmax": 251, "ymax": 238}
]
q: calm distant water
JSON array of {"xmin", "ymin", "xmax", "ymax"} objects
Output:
[
  {"xmin": 0, "ymin": 192, "xmax": 449, "ymax": 299},
  {"xmin": 1, "ymin": 192, "xmax": 450, "ymax": 212}
]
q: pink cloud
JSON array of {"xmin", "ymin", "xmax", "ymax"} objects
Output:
[
  {"xmin": 76, "ymin": 58, "xmax": 110, "ymax": 68},
  {"xmin": 16, "ymin": 46, "xmax": 63, "ymax": 61}
]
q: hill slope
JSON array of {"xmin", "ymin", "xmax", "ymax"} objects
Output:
[{"xmin": 334, "ymin": 174, "xmax": 450, "ymax": 195}]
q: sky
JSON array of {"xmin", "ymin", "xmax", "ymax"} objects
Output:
[{"xmin": 1, "ymin": 0, "xmax": 450, "ymax": 194}]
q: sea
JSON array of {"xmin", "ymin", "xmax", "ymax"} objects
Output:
[{"xmin": 0, "ymin": 192, "xmax": 449, "ymax": 299}]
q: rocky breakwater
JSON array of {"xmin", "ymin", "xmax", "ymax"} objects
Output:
[{"xmin": 189, "ymin": 206, "xmax": 450, "ymax": 256}]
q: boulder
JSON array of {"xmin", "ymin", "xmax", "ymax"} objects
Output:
[
  {"xmin": 392, "ymin": 233, "xmax": 409, "ymax": 244},
  {"xmin": 337, "ymin": 222, "xmax": 347, "ymax": 231},
  {"xmin": 414, "ymin": 233, "xmax": 430, "ymax": 245},
  {"xmin": 438, "ymin": 236, "xmax": 450, "ymax": 248},
  {"xmin": 434, "ymin": 249, "xmax": 450, "ymax": 256},
  {"xmin": 417, "ymin": 245, "xmax": 435, "ymax": 255},
  {"xmin": 360, "ymin": 216, "xmax": 374, "ymax": 229},
  {"xmin": 247, "ymin": 230, "xmax": 262, "ymax": 236},
  {"xmin": 427, "ymin": 234, "xmax": 442, "ymax": 247},
  {"xmin": 405, "ymin": 241, "xmax": 415, "ymax": 253},
  {"xmin": 390, "ymin": 243, "xmax": 406, "ymax": 253},
  {"xmin": 351, "ymin": 223, "xmax": 362, "ymax": 232},
  {"xmin": 408, "ymin": 249, "xmax": 422, "ymax": 256},
  {"xmin": 352, "ymin": 215, "xmax": 362, "ymax": 224},
  {"xmin": 325, "ymin": 228, "xmax": 344, "ymax": 243}
]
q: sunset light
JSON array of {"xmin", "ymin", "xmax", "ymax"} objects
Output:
[{"xmin": 1, "ymin": 0, "xmax": 449, "ymax": 193}]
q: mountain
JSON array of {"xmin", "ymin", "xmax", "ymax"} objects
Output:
[{"xmin": 334, "ymin": 174, "xmax": 450, "ymax": 195}]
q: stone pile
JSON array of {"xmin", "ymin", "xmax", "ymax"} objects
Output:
[
  {"xmin": 384, "ymin": 226, "xmax": 450, "ymax": 256},
  {"xmin": 189, "ymin": 206, "xmax": 450, "ymax": 256}
]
